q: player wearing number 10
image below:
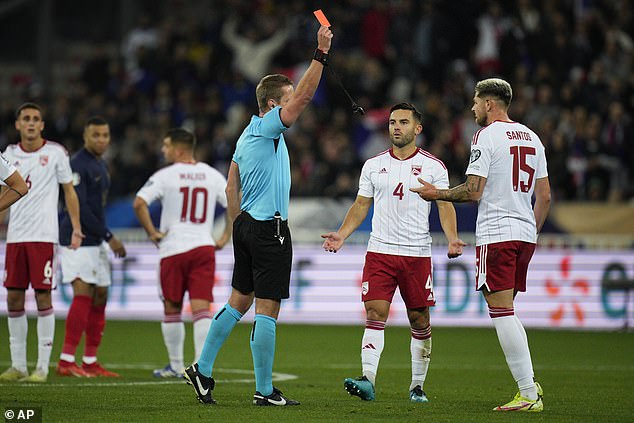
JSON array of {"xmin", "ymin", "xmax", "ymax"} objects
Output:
[
  {"xmin": 133, "ymin": 128, "xmax": 231, "ymax": 378},
  {"xmin": 411, "ymin": 78, "xmax": 551, "ymax": 412}
]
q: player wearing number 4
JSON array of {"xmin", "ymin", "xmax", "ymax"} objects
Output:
[
  {"xmin": 0, "ymin": 103, "xmax": 84, "ymax": 383},
  {"xmin": 411, "ymin": 78, "xmax": 551, "ymax": 412},
  {"xmin": 322, "ymin": 103, "xmax": 466, "ymax": 403},
  {"xmin": 133, "ymin": 128, "xmax": 231, "ymax": 378}
]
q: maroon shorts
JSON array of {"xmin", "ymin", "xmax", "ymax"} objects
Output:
[
  {"xmin": 4, "ymin": 242, "xmax": 56, "ymax": 290},
  {"xmin": 475, "ymin": 241, "xmax": 536, "ymax": 293},
  {"xmin": 361, "ymin": 252, "xmax": 435, "ymax": 308},
  {"xmin": 159, "ymin": 246, "xmax": 216, "ymax": 303}
]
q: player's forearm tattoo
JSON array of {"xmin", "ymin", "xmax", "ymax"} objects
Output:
[{"xmin": 437, "ymin": 177, "xmax": 481, "ymax": 202}]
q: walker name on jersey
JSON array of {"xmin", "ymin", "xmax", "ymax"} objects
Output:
[
  {"xmin": 506, "ymin": 130, "xmax": 532, "ymax": 141},
  {"xmin": 179, "ymin": 172, "xmax": 207, "ymax": 181}
]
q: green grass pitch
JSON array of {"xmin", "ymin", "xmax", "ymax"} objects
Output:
[{"xmin": 1, "ymin": 319, "xmax": 633, "ymax": 422}]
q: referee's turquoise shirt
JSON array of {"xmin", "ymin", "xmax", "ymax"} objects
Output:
[{"xmin": 232, "ymin": 106, "xmax": 290, "ymax": 221}]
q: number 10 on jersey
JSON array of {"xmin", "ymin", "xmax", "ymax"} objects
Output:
[{"xmin": 179, "ymin": 187, "xmax": 208, "ymax": 223}]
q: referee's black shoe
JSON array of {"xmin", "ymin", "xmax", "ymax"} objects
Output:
[
  {"xmin": 184, "ymin": 363, "xmax": 216, "ymax": 404},
  {"xmin": 253, "ymin": 387, "xmax": 300, "ymax": 406}
]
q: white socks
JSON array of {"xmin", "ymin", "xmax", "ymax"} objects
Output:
[
  {"xmin": 192, "ymin": 311, "xmax": 212, "ymax": 362},
  {"xmin": 36, "ymin": 308, "xmax": 54, "ymax": 374},
  {"xmin": 410, "ymin": 326, "xmax": 432, "ymax": 391},
  {"xmin": 361, "ymin": 320, "xmax": 385, "ymax": 386},
  {"xmin": 8, "ymin": 310, "xmax": 28, "ymax": 373},
  {"xmin": 161, "ymin": 320, "xmax": 185, "ymax": 372},
  {"xmin": 490, "ymin": 309, "xmax": 537, "ymax": 400}
]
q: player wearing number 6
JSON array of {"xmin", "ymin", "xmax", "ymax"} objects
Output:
[
  {"xmin": 133, "ymin": 128, "xmax": 231, "ymax": 378},
  {"xmin": 0, "ymin": 103, "xmax": 83, "ymax": 383},
  {"xmin": 322, "ymin": 103, "xmax": 465, "ymax": 403},
  {"xmin": 410, "ymin": 78, "xmax": 551, "ymax": 412}
]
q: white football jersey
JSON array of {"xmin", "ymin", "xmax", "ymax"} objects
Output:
[
  {"xmin": 136, "ymin": 162, "xmax": 228, "ymax": 258},
  {"xmin": 3, "ymin": 141, "xmax": 73, "ymax": 243},
  {"xmin": 466, "ymin": 120, "xmax": 548, "ymax": 246},
  {"xmin": 359, "ymin": 148, "xmax": 449, "ymax": 257},
  {"xmin": 0, "ymin": 152, "xmax": 17, "ymax": 181}
]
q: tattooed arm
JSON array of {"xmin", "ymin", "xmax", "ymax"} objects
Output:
[{"xmin": 409, "ymin": 174, "xmax": 487, "ymax": 203}]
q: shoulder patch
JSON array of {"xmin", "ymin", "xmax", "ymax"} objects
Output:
[
  {"xmin": 470, "ymin": 149, "xmax": 481, "ymax": 163},
  {"xmin": 72, "ymin": 172, "xmax": 81, "ymax": 186}
]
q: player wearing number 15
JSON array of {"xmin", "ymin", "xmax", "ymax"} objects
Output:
[
  {"xmin": 0, "ymin": 102, "xmax": 83, "ymax": 383},
  {"xmin": 411, "ymin": 78, "xmax": 551, "ymax": 412},
  {"xmin": 133, "ymin": 128, "xmax": 231, "ymax": 378}
]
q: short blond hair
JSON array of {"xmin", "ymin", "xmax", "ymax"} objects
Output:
[{"xmin": 475, "ymin": 78, "xmax": 513, "ymax": 107}]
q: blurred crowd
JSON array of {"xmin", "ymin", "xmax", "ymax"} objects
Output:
[{"xmin": 0, "ymin": 0, "xmax": 632, "ymax": 202}]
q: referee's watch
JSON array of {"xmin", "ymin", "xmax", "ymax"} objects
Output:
[{"xmin": 313, "ymin": 49, "xmax": 329, "ymax": 66}]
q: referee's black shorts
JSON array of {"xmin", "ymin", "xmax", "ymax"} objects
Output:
[{"xmin": 231, "ymin": 211, "xmax": 292, "ymax": 300}]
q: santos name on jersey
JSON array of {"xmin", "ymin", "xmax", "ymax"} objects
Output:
[
  {"xmin": 359, "ymin": 148, "xmax": 449, "ymax": 257},
  {"xmin": 466, "ymin": 120, "xmax": 548, "ymax": 246},
  {"xmin": 136, "ymin": 162, "xmax": 228, "ymax": 259}
]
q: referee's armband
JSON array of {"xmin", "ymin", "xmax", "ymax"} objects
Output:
[{"xmin": 104, "ymin": 230, "xmax": 113, "ymax": 242}]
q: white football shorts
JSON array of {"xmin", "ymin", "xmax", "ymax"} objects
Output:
[{"xmin": 60, "ymin": 242, "xmax": 111, "ymax": 287}]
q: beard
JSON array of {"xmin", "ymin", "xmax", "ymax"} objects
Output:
[
  {"xmin": 391, "ymin": 133, "xmax": 415, "ymax": 148},
  {"xmin": 476, "ymin": 114, "xmax": 487, "ymax": 127}
]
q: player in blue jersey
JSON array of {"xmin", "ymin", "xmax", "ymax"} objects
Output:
[
  {"xmin": 184, "ymin": 25, "xmax": 333, "ymax": 406},
  {"xmin": 57, "ymin": 116, "xmax": 127, "ymax": 378}
]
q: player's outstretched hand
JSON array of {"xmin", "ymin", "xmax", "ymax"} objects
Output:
[
  {"xmin": 109, "ymin": 236, "xmax": 127, "ymax": 258},
  {"xmin": 321, "ymin": 231, "xmax": 343, "ymax": 253},
  {"xmin": 317, "ymin": 26, "xmax": 333, "ymax": 53},
  {"xmin": 409, "ymin": 178, "xmax": 439, "ymax": 201},
  {"xmin": 70, "ymin": 229, "xmax": 85, "ymax": 250},
  {"xmin": 447, "ymin": 238, "xmax": 467, "ymax": 259}
]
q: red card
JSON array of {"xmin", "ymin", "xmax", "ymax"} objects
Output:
[{"xmin": 313, "ymin": 9, "xmax": 331, "ymax": 27}]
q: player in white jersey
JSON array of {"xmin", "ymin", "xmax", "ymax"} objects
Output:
[
  {"xmin": 0, "ymin": 152, "xmax": 28, "ymax": 213},
  {"xmin": 411, "ymin": 79, "xmax": 551, "ymax": 412},
  {"xmin": 134, "ymin": 128, "xmax": 231, "ymax": 378},
  {"xmin": 322, "ymin": 103, "xmax": 466, "ymax": 403},
  {"xmin": 0, "ymin": 103, "xmax": 83, "ymax": 383}
]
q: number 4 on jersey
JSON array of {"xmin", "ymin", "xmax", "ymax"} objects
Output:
[{"xmin": 393, "ymin": 182, "xmax": 404, "ymax": 200}]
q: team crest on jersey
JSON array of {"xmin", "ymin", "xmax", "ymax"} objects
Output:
[
  {"xmin": 411, "ymin": 165, "xmax": 422, "ymax": 175},
  {"xmin": 39, "ymin": 155, "xmax": 49, "ymax": 166},
  {"xmin": 470, "ymin": 149, "xmax": 481, "ymax": 163}
]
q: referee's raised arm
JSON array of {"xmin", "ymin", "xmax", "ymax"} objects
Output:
[{"xmin": 279, "ymin": 25, "xmax": 332, "ymax": 127}]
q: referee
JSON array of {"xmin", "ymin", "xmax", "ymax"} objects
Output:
[{"xmin": 185, "ymin": 25, "xmax": 333, "ymax": 406}]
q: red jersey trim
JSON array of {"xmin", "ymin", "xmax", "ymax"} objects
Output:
[
  {"xmin": 418, "ymin": 148, "xmax": 447, "ymax": 169},
  {"xmin": 389, "ymin": 148, "xmax": 419, "ymax": 161},
  {"xmin": 472, "ymin": 120, "xmax": 519, "ymax": 145},
  {"xmin": 472, "ymin": 127, "xmax": 485, "ymax": 145},
  {"xmin": 16, "ymin": 139, "xmax": 68, "ymax": 155},
  {"xmin": 369, "ymin": 149, "xmax": 390, "ymax": 160}
]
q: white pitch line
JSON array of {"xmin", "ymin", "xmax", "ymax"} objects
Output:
[
  {"xmin": 0, "ymin": 363, "xmax": 297, "ymax": 387},
  {"xmin": 326, "ymin": 363, "xmax": 634, "ymax": 371}
]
